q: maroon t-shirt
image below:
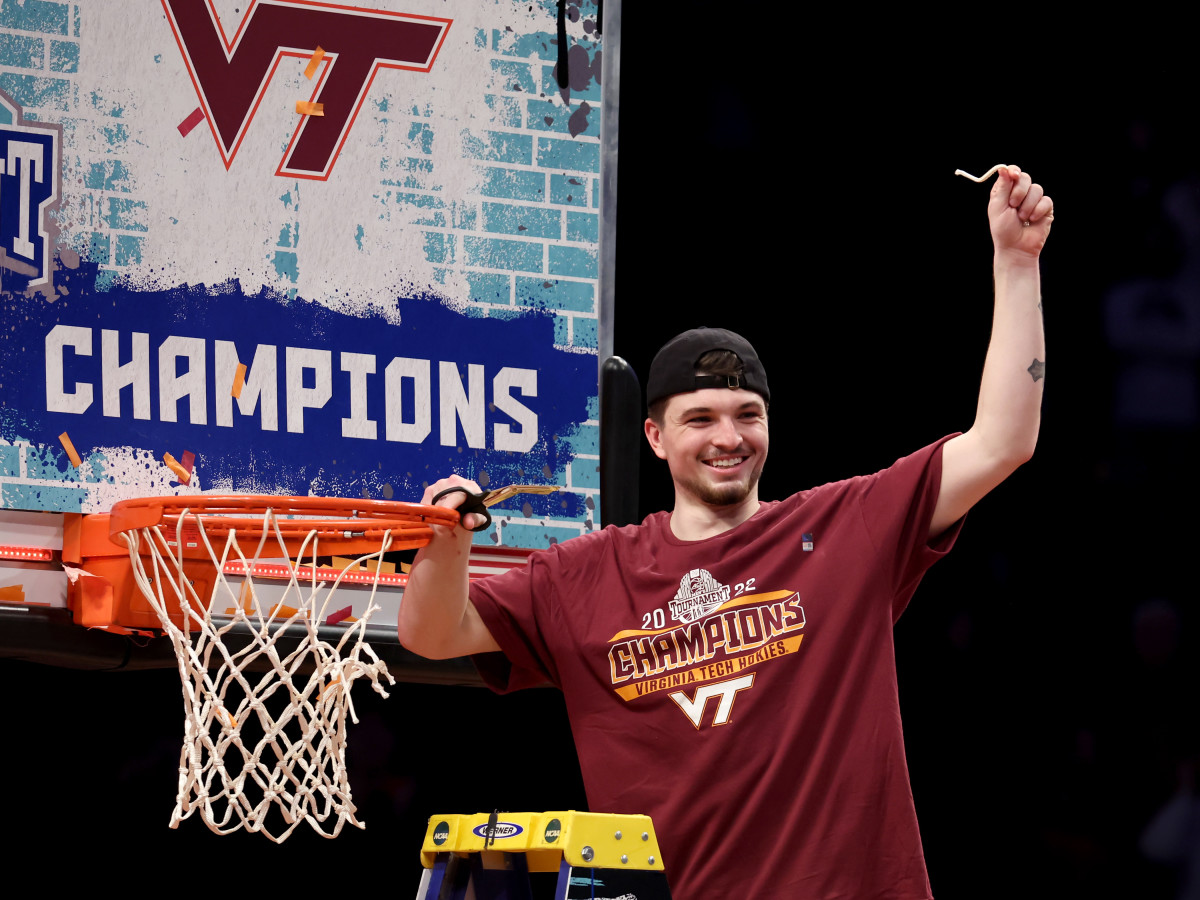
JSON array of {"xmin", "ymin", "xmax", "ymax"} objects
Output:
[{"xmin": 470, "ymin": 438, "xmax": 961, "ymax": 899}]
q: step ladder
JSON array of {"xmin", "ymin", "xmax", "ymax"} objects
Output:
[{"xmin": 416, "ymin": 810, "xmax": 673, "ymax": 899}]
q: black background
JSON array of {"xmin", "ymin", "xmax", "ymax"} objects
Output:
[{"xmin": 5, "ymin": 15, "xmax": 1199, "ymax": 899}]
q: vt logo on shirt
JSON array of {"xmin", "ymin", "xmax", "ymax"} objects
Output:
[
  {"xmin": 607, "ymin": 569, "xmax": 807, "ymax": 728},
  {"xmin": 668, "ymin": 673, "xmax": 756, "ymax": 728}
]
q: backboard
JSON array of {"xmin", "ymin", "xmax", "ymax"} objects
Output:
[{"xmin": 0, "ymin": 0, "xmax": 617, "ymax": 672}]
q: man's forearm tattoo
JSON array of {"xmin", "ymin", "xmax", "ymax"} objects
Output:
[{"xmin": 1027, "ymin": 359, "xmax": 1045, "ymax": 382}]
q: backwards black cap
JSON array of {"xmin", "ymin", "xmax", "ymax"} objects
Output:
[{"xmin": 646, "ymin": 327, "xmax": 770, "ymax": 408}]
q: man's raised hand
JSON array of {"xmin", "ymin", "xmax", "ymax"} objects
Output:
[{"xmin": 988, "ymin": 164, "xmax": 1053, "ymax": 259}]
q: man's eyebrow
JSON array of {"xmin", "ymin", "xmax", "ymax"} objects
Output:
[{"xmin": 675, "ymin": 401, "xmax": 765, "ymax": 418}]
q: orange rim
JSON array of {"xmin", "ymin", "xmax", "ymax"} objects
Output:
[{"xmin": 109, "ymin": 494, "xmax": 459, "ymax": 543}]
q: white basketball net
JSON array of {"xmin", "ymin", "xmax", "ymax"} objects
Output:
[{"xmin": 119, "ymin": 507, "xmax": 397, "ymax": 842}]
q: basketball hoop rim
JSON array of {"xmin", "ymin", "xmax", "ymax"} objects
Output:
[{"xmin": 108, "ymin": 494, "xmax": 460, "ymax": 541}]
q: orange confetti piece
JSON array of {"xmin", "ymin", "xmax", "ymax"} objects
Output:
[
  {"xmin": 163, "ymin": 452, "xmax": 191, "ymax": 484},
  {"xmin": 296, "ymin": 101, "xmax": 324, "ymax": 116},
  {"xmin": 304, "ymin": 46, "xmax": 325, "ymax": 80},
  {"xmin": 231, "ymin": 362, "xmax": 247, "ymax": 398},
  {"xmin": 234, "ymin": 579, "xmax": 255, "ymax": 614},
  {"xmin": 0, "ymin": 585, "xmax": 25, "ymax": 602},
  {"xmin": 58, "ymin": 432, "xmax": 82, "ymax": 467}
]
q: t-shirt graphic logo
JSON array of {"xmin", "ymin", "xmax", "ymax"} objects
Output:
[
  {"xmin": 669, "ymin": 673, "xmax": 755, "ymax": 728},
  {"xmin": 669, "ymin": 568, "xmax": 731, "ymax": 624}
]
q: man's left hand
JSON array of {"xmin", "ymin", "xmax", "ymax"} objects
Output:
[{"xmin": 988, "ymin": 164, "xmax": 1053, "ymax": 259}]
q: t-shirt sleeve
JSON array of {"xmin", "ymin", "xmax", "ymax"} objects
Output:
[
  {"xmin": 468, "ymin": 549, "xmax": 564, "ymax": 693},
  {"xmin": 857, "ymin": 433, "xmax": 964, "ymax": 621}
]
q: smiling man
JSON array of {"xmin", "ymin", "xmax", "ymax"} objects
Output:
[
  {"xmin": 642, "ymin": 329, "xmax": 771, "ymax": 538},
  {"xmin": 399, "ymin": 165, "xmax": 1052, "ymax": 898}
]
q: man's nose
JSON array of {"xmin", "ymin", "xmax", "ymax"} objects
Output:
[{"xmin": 712, "ymin": 416, "xmax": 740, "ymax": 448}]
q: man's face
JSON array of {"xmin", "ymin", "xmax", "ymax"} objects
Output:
[{"xmin": 644, "ymin": 388, "xmax": 769, "ymax": 509}]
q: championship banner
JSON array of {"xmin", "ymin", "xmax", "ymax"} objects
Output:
[{"xmin": 0, "ymin": 0, "xmax": 606, "ymax": 548}]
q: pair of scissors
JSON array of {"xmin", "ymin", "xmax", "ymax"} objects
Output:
[{"xmin": 429, "ymin": 484, "xmax": 559, "ymax": 532}]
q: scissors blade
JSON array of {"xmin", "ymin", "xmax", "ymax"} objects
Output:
[{"xmin": 480, "ymin": 484, "xmax": 560, "ymax": 507}]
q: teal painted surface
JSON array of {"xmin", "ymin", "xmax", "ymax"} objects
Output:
[
  {"xmin": 566, "ymin": 211, "xmax": 598, "ymax": 244},
  {"xmin": 549, "ymin": 173, "xmax": 588, "ymax": 206},
  {"xmin": 379, "ymin": 157, "xmax": 435, "ymax": 190},
  {"xmin": 527, "ymin": 99, "xmax": 598, "ymax": 137},
  {"xmin": 407, "ymin": 121, "xmax": 434, "ymax": 154},
  {"xmin": 541, "ymin": 68, "xmax": 602, "ymax": 103},
  {"xmin": 460, "ymin": 128, "xmax": 533, "ymax": 165},
  {"xmin": 463, "ymin": 235, "xmax": 542, "ymax": 273},
  {"xmin": 104, "ymin": 198, "xmax": 148, "ymax": 231},
  {"xmin": 83, "ymin": 159, "xmax": 133, "ymax": 192},
  {"xmin": 0, "ymin": 0, "xmax": 69, "ymax": 36},
  {"xmin": 423, "ymin": 231, "xmax": 455, "ymax": 264},
  {"xmin": 571, "ymin": 316, "xmax": 598, "ymax": 349},
  {"xmin": 548, "ymin": 244, "xmax": 597, "ymax": 279},
  {"xmin": 101, "ymin": 121, "xmax": 129, "ymax": 149},
  {"xmin": 497, "ymin": 520, "xmax": 583, "ymax": 549},
  {"xmin": 482, "ymin": 201, "xmax": 561, "ymax": 240},
  {"xmin": 563, "ymin": 422, "xmax": 599, "ymax": 456},
  {"xmin": 88, "ymin": 232, "xmax": 111, "ymax": 264},
  {"xmin": 481, "ymin": 166, "xmax": 546, "ymax": 202},
  {"xmin": 484, "ymin": 94, "xmax": 522, "ymax": 128},
  {"xmin": 0, "ymin": 72, "xmax": 69, "ymax": 109},
  {"xmin": 465, "ymin": 271, "xmax": 512, "ymax": 304},
  {"xmin": 25, "ymin": 444, "xmax": 105, "ymax": 484},
  {"xmin": 570, "ymin": 456, "xmax": 600, "ymax": 490},
  {"xmin": 2, "ymin": 483, "xmax": 87, "ymax": 512},
  {"xmin": 272, "ymin": 250, "xmax": 298, "ymax": 283},
  {"xmin": 536, "ymin": 135, "xmax": 599, "ymax": 173},
  {"xmin": 49, "ymin": 38, "xmax": 76, "ymax": 73},
  {"xmin": 0, "ymin": 445, "xmax": 19, "ymax": 478},
  {"xmin": 491, "ymin": 58, "xmax": 536, "ymax": 94},
  {"xmin": 114, "ymin": 234, "xmax": 143, "ymax": 266},
  {"xmin": 0, "ymin": 32, "xmax": 44, "ymax": 68},
  {"xmin": 490, "ymin": 29, "xmax": 558, "ymax": 62},
  {"xmin": 515, "ymin": 276, "xmax": 593, "ymax": 313}
]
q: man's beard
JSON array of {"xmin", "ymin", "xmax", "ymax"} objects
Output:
[{"xmin": 676, "ymin": 459, "xmax": 764, "ymax": 508}]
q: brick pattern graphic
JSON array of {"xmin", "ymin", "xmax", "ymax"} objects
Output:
[{"xmin": 0, "ymin": 0, "xmax": 604, "ymax": 549}]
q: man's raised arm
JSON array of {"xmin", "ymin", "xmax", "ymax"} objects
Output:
[
  {"xmin": 931, "ymin": 164, "xmax": 1053, "ymax": 539},
  {"xmin": 396, "ymin": 475, "xmax": 502, "ymax": 659}
]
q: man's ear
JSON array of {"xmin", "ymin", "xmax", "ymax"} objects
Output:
[{"xmin": 644, "ymin": 417, "xmax": 668, "ymax": 460}]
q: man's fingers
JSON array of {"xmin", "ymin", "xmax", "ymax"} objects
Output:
[
  {"xmin": 1018, "ymin": 182, "xmax": 1044, "ymax": 222},
  {"xmin": 422, "ymin": 476, "xmax": 485, "ymax": 532},
  {"xmin": 1031, "ymin": 194, "xmax": 1054, "ymax": 223},
  {"xmin": 990, "ymin": 166, "xmax": 1016, "ymax": 206},
  {"xmin": 1008, "ymin": 170, "xmax": 1032, "ymax": 209},
  {"xmin": 427, "ymin": 479, "xmax": 493, "ymax": 532}
]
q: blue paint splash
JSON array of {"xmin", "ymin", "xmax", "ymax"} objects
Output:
[{"xmin": 1, "ymin": 261, "xmax": 596, "ymax": 519}]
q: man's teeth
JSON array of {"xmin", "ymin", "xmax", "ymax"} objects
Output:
[{"xmin": 706, "ymin": 459, "xmax": 742, "ymax": 468}]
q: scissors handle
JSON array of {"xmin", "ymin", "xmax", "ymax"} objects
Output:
[{"xmin": 429, "ymin": 486, "xmax": 492, "ymax": 532}]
